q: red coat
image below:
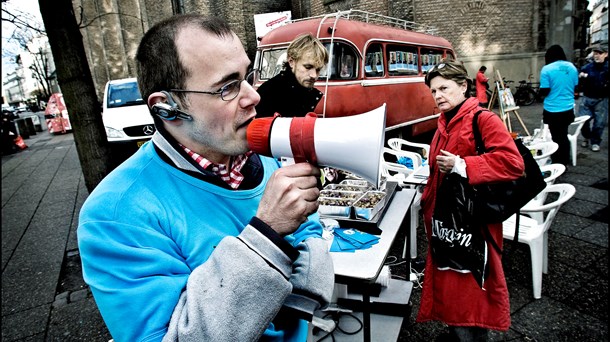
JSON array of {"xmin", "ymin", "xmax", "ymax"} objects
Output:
[
  {"xmin": 476, "ymin": 71, "xmax": 489, "ymax": 103},
  {"xmin": 416, "ymin": 97, "xmax": 524, "ymax": 331}
]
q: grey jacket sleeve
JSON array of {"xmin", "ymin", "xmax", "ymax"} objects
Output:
[
  {"xmin": 290, "ymin": 237, "xmax": 335, "ymax": 306},
  {"xmin": 162, "ymin": 224, "xmax": 295, "ymax": 341},
  {"xmin": 280, "ymin": 237, "xmax": 335, "ymax": 322}
]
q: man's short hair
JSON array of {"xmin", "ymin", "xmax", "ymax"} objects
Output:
[
  {"xmin": 283, "ymin": 33, "xmax": 329, "ymax": 71},
  {"xmin": 135, "ymin": 14, "xmax": 233, "ymax": 106}
]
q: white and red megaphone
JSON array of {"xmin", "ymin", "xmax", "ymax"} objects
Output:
[{"xmin": 247, "ymin": 104, "xmax": 386, "ymax": 188}]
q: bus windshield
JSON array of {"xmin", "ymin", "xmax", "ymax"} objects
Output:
[{"xmin": 258, "ymin": 41, "xmax": 359, "ymax": 81}]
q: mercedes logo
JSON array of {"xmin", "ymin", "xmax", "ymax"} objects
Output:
[{"xmin": 143, "ymin": 125, "xmax": 155, "ymax": 135}]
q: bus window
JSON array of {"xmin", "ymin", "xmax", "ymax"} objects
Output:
[
  {"xmin": 364, "ymin": 44, "xmax": 384, "ymax": 77},
  {"xmin": 259, "ymin": 49, "xmax": 287, "ymax": 80},
  {"xmin": 387, "ymin": 45, "xmax": 419, "ymax": 76},
  {"xmin": 320, "ymin": 42, "xmax": 358, "ymax": 80},
  {"xmin": 420, "ymin": 48, "xmax": 445, "ymax": 73}
]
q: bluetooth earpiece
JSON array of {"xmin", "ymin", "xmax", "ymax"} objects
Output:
[{"xmin": 150, "ymin": 91, "xmax": 193, "ymax": 121}]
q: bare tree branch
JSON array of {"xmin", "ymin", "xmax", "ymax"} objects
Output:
[
  {"xmin": 1, "ymin": 8, "xmax": 44, "ymax": 34},
  {"xmin": 73, "ymin": 5, "xmax": 144, "ymax": 29}
]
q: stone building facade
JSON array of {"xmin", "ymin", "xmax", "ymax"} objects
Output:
[{"xmin": 75, "ymin": 0, "xmax": 589, "ymax": 101}]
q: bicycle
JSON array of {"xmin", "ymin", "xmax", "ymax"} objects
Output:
[{"xmin": 513, "ymin": 74, "xmax": 540, "ymax": 106}]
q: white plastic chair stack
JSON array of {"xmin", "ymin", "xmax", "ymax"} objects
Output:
[
  {"xmin": 568, "ymin": 115, "xmax": 591, "ymax": 166},
  {"xmin": 387, "ymin": 138, "xmax": 430, "ymax": 259},
  {"xmin": 502, "ymin": 183, "xmax": 576, "ymax": 299}
]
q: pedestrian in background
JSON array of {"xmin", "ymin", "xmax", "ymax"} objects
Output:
[
  {"xmin": 78, "ymin": 14, "xmax": 334, "ymax": 342},
  {"xmin": 578, "ymin": 43, "xmax": 608, "ymax": 152},
  {"xmin": 418, "ymin": 59, "xmax": 523, "ymax": 341},
  {"xmin": 255, "ymin": 33, "xmax": 328, "ymax": 118},
  {"xmin": 1, "ymin": 110, "xmax": 19, "ymax": 155},
  {"xmin": 475, "ymin": 65, "xmax": 490, "ymax": 107},
  {"xmin": 538, "ymin": 44, "xmax": 579, "ymax": 166}
]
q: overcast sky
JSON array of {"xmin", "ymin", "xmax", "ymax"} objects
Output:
[{"xmin": 1, "ymin": 0, "xmax": 43, "ymax": 87}]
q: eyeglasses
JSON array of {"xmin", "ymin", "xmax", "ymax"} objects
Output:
[{"xmin": 170, "ymin": 70, "xmax": 256, "ymax": 101}]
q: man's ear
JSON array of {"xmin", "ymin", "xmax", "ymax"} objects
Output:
[
  {"xmin": 288, "ymin": 57, "xmax": 296, "ymax": 70},
  {"xmin": 148, "ymin": 92, "xmax": 167, "ymax": 108}
]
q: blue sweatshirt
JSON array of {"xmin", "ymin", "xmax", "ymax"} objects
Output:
[{"xmin": 78, "ymin": 132, "xmax": 333, "ymax": 341}]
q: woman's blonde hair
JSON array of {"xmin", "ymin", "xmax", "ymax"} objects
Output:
[{"xmin": 424, "ymin": 59, "xmax": 472, "ymax": 95}]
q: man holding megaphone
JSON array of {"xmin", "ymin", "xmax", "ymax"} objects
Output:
[{"xmin": 77, "ymin": 15, "xmax": 334, "ymax": 342}]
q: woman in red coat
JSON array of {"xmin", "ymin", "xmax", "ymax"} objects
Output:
[
  {"xmin": 416, "ymin": 60, "xmax": 524, "ymax": 341},
  {"xmin": 475, "ymin": 65, "xmax": 490, "ymax": 107}
]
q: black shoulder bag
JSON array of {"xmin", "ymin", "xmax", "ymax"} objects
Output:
[
  {"xmin": 430, "ymin": 110, "xmax": 546, "ymax": 288},
  {"xmin": 471, "ymin": 110, "xmax": 547, "ymax": 251}
]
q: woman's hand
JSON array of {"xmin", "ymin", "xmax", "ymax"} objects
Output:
[{"xmin": 436, "ymin": 149, "xmax": 457, "ymax": 173}]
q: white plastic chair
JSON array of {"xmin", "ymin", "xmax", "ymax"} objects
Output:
[
  {"xmin": 387, "ymin": 137, "xmax": 430, "ymax": 162},
  {"xmin": 387, "ymin": 138, "xmax": 430, "ymax": 259},
  {"xmin": 381, "ymin": 148, "xmax": 425, "ymax": 259},
  {"xmin": 568, "ymin": 115, "xmax": 591, "ymax": 166},
  {"xmin": 525, "ymin": 163, "xmax": 566, "ymax": 222},
  {"xmin": 381, "ymin": 148, "xmax": 422, "ymax": 185},
  {"xmin": 502, "ymin": 183, "xmax": 576, "ymax": 299},
  {"xmin": 531, "ymin": 121, "xmax": 552, "ymax": 142},
  {"xmin": 527, "ymin": 141, "xmax": 558, "ymax": 167}
]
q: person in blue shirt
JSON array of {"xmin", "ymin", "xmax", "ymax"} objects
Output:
[
  {"xmin": 539, "ymin": 44, "xmax": 579, "ymax": 166},
  {"xmin": 578, "ymin": 43, "xmax": 608, "ymax": 152},
  {"xmin": 78, "ymin": 14, "xmax": 334, "ymax": 342}
]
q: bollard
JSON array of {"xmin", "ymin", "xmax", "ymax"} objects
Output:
[
  {"xmin": 14, "ymin": 119, "xmax": 29, "ymax": 139},
  {"xmin": 30, "ymin": 114, "xmax": 43, "ymax": 132},
  {"xmin": 25, "ymin": 117, "xmax": 37, "ymax": 136}
]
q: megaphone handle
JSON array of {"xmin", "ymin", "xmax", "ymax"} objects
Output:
[{"xmin": 289, "ymin": 113, "xmax": 318, "ymax": 165}]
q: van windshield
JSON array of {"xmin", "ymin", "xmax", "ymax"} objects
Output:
[{"xmin": 107, "ymin": 82, "xmax": 146, "ymax": 108}]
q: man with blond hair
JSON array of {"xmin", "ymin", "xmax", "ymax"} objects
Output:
[{"xmin": 256, "ymin": 33, "xmax": 329, "ymax": 117}]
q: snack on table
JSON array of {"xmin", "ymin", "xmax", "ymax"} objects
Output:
[
  {"xmin": 318, "ymin": 196, "xmax": 352, "ymax": 217},
  {"xmin": 340, "ymin": 179, "xmax": 373, "ymax": 188},
  {"xmin": 353, "ymin": 191, "xmax": 386, "ymax": 220},
  {"xmin": 320, "ymin": 189, "xmax": 363, "ymax": 200}
]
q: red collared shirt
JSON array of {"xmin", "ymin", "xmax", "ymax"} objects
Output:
[{"xmin": 181, "ymin": 145, "xmax": 253, "ymax": 189}]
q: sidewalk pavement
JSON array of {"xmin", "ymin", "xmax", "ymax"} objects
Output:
[
  {"xmin": 1, "ymin": 103, "xmax": 607, "ymax": 341},
  {"xmin": 2, "ymin": 120, "xmax": 111, "ymax": 340}
]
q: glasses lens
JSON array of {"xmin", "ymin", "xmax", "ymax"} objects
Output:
[
  {"xmin": 246, "ymin": 70, "xmax": 255, "ymax": 86},
  {"xmin": 220, "ymin": 80, "xmax": 240, "ymax": 101},
  {"xmin": 220, "ymin": 71, "xmax": 256, "ymax": 101}
]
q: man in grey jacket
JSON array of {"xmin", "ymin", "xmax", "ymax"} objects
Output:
[{"xmin": 78, "ymin": 14, "xmax": 334, "ymax": 342}]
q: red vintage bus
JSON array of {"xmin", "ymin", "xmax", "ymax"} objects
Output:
[{"xmin": 254, "ymin": 10, "xmax": 456, "ymax": 138}]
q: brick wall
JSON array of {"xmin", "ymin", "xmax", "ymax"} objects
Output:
[
  {"xmin": 308, "ymin": 0, "xmax": 387, "ymax": 18},
  {"xmin": 414, "ymin": 0, "xmax": 539, "ymax": 57},
  {"xmin": 77, "ymin": 0, "xmax": 585, "ymax": 100}
]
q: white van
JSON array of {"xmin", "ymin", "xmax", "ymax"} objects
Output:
[{"xmin": 102, "ymin": 78, "xmax": 155, "ymax": 146}]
